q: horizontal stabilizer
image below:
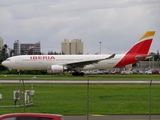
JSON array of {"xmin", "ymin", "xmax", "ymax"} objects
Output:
[
  {"xmin": 145, "ymin": 55, "xmax": 153, "ymax": 60},
  {"xmin": 135, "ymin": 55, "xmax": 152, "ymax": 61}
]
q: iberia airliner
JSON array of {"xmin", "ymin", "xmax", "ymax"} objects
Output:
[{"xmin": 2, "ymin": 31, "xmax": 155, "ymax": 76}]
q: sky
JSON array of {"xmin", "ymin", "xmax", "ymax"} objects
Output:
[{"xmin": 0, "ymin": 0, "xmax": 160, "ymax": 54}]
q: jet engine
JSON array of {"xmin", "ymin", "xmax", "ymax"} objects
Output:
[{"xmin": 51, "ymin": 65, "xmax": 64, "ymax": 73}]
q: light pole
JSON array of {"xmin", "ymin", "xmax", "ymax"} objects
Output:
[
  {"xmin": 99, "ymin": 42, "xmax": 101, "ymax": 54},
  {"xmin": 158, "ymin": 59, "xmax": 160, "ymax": 70}
]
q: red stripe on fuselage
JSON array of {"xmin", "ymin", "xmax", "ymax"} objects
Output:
[{"xmin": 114, "ymin": 39, "xmax": 152, "ymax": 68}]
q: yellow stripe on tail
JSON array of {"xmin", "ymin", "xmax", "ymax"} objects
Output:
[{"xmin": 139, "ymin": 31, "xmax": 155, "ymax": 41}]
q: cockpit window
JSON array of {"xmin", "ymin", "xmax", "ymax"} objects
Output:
[{"xmin": 6, "ymin": 59, "xmax": 11, "ymax": 61}]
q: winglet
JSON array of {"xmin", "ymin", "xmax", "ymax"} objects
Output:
[{"xmin": 106, "ymin": 54, "xmax": 116, "ymax": 59}]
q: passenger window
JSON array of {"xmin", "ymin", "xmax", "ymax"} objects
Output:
[{"xmin": 6, "ymin": 59, "xmax": 11, "ymax": 61}]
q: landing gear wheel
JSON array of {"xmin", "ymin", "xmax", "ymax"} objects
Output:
[
  {"xmin": 72, "ymin": 72, "xmax": 84, "ymax": 76},
  {"xmin": 80, "ymin": 72, "xmax": 84, "ymax": 76}
]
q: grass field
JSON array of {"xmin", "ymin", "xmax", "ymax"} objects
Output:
[
  {"xmin": 0, "ymin": 74, "xmax": 160, "ymax": 80},
  {"xmin": 0, "ymin": 74, "xmax": 160, "ymax": 115}
]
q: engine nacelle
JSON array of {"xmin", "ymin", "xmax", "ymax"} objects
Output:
[{"xmin": 51, "ymin": 65, "xmax": 64, "ymax": 73}]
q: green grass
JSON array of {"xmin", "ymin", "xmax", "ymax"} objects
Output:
[
  {"xmin": 0, "ymin": 84, "xmax": 160, "ymax": 115},
  {"xmin": 0, "ymin": 74, "xmax": 160, "ymax": 80}
]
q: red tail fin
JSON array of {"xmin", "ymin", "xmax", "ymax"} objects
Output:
[
  {"xmin": 126, "ymin": 31, "xmax": 155, "ymax": 54},
  {"xmin": 114, "ymin": 31, "xmax": 155, "ymax": 68}
]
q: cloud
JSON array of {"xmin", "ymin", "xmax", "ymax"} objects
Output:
[{"xmin": 0, "ymin": 0, "xmax": 160, "ymax": 54}]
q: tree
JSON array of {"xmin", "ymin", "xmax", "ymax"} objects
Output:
[
  {"xmin": 8, "ymin": 48, "xmax": 15, "ymax": 57},
  {"xmin": 20, "ymin": 49, "xmax": 25, "ymax": 55},
  {"xmin": 1, "ymin": 44, "xmax": 8, "ymax": 61},
  {"xmin": 28, "ymin": 49, "xmax": 34, "ymax": 55},
  {"xmin": 0, "ymin": 44, "xmax": 16, "ymax": 63},
  {"xmin": 48, "ymin": 51, "xmax": 54, "ymax": 55}
]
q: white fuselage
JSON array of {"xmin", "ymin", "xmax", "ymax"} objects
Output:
[{"xmin": 2, "ymin": 54, "xmax": 125, "ymax": 70}]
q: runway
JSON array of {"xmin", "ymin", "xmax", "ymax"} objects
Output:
[{"xmin": 0, "ymin": 80, "xmax": 160, "ymax": 84}]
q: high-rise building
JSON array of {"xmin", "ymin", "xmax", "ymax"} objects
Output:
[
  {"xmin": 13, "ymin": 40, "xmax": 41, "ymax": 55},
  {"xmin": 61, "ymin": 39, "xmax": 70, "ymax": 54},
  {"xmin": 13, "ymin": 40, "xmax": 20, "ymax": 55},
  {"xmin": 0, "ymin": 37, "xmax": 4, "ymax": 51},
  {"xmin": 61, "ymin": 39, "xmax": 83, "ymax": 55},
  {"xmin": 71, "ymin": 39, "xmax": 83, "ymax": 54}
]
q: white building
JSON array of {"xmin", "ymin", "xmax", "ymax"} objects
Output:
[
  {"xmin": 61, "ymin": 39, "xmax": 83, "ymax": 54},
  {"xmin": 61, "ymin": 39, "xmax": 70, "ymax": 54}
]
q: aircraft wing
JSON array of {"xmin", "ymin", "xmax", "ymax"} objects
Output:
[
  {"xmin": 64, "ymin": 54, "xmax": 115, "ymax": 69},
  {"xmin": 135, "ymin": 55, "xmax": 153, "ymax": 61}
]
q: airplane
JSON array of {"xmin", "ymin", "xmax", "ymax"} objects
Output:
[{"xmin": 2, "ymin": 31, "xmax": 155, "ymax": 76}]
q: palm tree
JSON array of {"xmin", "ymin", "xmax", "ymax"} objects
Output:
[
  {"xmin": 3, "ymin": 44, "xmax": 8, "ymax": 59},
  {"xmin": 0, "ymin": 44, "xmax": 8, "ymax": 63},
  {"xmin": 9, "ymin": 49, "xmax": 15, "ymax": 57},
  {"xmin": 0, "ymin": 44, "xmax": 15, "ymax": 63}
]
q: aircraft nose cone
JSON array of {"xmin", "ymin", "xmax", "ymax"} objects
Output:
[
  {"xmin": 2, "ymin": 61, "xmax": 5, "ymax": 66},
  {"xmin": 2, "ymin": 61, "xmax": 7, "ymax": 67}
]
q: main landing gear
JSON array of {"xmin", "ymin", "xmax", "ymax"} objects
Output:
[{"xmin": 72, "ymin": 71, "xmax": 84, "ymax": 76}]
